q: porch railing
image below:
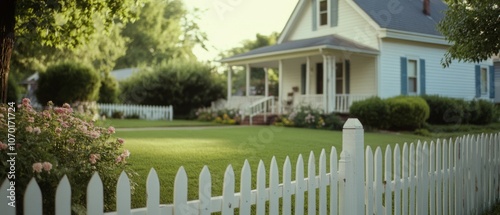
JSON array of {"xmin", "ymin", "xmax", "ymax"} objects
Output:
[
  {"xmin": 244, "ymin": 96, "xmax": 275, "ymax": 125},
  {"xmin": 225, "ymin": 96, "xmax": 264, "ymax": 110},
  {"xmin": 335, "ymin": 94, "xmax": 372, "ymax": 113}
]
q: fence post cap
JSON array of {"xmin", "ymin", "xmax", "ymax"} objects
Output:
[{"xmin": 342, "ymin": 118, "xmax": 363, "ymax": 129}]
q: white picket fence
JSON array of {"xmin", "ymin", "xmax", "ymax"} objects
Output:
[
  {"xmin": 2, "ymin": 119, "xmax": 500, "ymax": 214},
  {"xmin": 98, "ymin": 103, "xmax": 173, "ymax": 120}
]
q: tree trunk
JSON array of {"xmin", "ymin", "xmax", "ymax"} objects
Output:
[{"xmin": 0, "ymin": 0, "xmax": 16, "ymax": 104}]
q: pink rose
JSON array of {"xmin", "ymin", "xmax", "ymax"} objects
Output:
[
  {"xmin": 0, "ymin": 143, "xmax": 7, "ymax": 150},
  {"xmin": 115, "ymin": 156, "xmax": 122, "ymax": 163},
  {"xmin": 107, "ymin": 126, "xmax": 116, "ymax": 134},
  {"xmin": 26, "ymin": 126, "xmax": 33, "ymax": 133},
  {"xmin": 89, "ymin": 154, "xmax": 100, "ymax": 164},
  {"xmin": 33, "ymin": 127, "xmax": 41, "ymax": 135},
  {"xmin": 42, "ymin": 162, "xmax": 52, "ymax": 172},
  {"xmin": 68, "ymin": 138, "xmax": 75, "ymax": 144},
  {"xmin": 55, "ymin": 127, "xmax": 62, "ymax": 134},
  {"xmin": 117, "ymin": 138, "xmax": 125, "ymax": 145},
  {"xmin": 28, "ymin": 117, "xmax": 34, "ymax": 123},
  {"xmin": 121, "ymin": 149, "xmax": 130, "ymax": 158},
  {"xmin": 32, "ymin": 163, "xmax": 43, "ymax": 173},
  {"xmin": 88, "ymin": 130, "xmax": 100, "ymax": 139}
]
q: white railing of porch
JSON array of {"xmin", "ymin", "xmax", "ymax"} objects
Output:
[
  {"xmin": 335, "ymin": 94, "xmax": 372, "ymax": 113},
  {"xmin": 243, "ymin": 96, "xmax": 275, "ymax": 125},
  {"xmin": 295, "ymin": 94, "xmax": 324, "ymax": 110},
  {"xmin": 225, "ymin": 96, "xmax": 264, "ymax": 110}
]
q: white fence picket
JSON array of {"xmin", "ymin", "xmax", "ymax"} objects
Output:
[
  {"xmin": 330, "ymin": 147, "xmax": 338, "ymax": 215},
  {"xmin": 174, "ymin": 167, "xmax": 189, "ymax": 215},
  {"xmin": 239, "ymin": 161, "xmax": 251, "ymax": 215},
  {"xmin": 409, "ymin": 143, "xmax": 416, "ymax": 215},
  {"xmin": 448, "ymin": 139, "xmax": 455, "ymax": 215},
  {"xmin": 256, "ymin": 161, "xmax": 266, "ymax": 215},
  {"xmin": 199, "ymin": 166, "xmax": 212, "ymax": 215},
  {"xmin": 442, "ymin": 140, "xmax": 449, "ymax": 215},
  {"xmin": 365, "ymin": 147, "xmax": 374, "ymax": 215},
  {"xmin": 307, "ymin": 151, "xmax": 316, "ymax": 215},
  {"xmin": 385, "ymin": 145, "xmax": 393, "ymax": 215},
  {"xmin": 295, "ymin": 154, "xmax": 305, "ymax": 215},
  {"xmin": 88, "ymin": 172, "xmax": 104, "ymax": 215},
  {"xmin": 282, "ymin": 156, "xmax": 292, "ymax": 215},
  {"xmin": 0, "ymin": 179, "xmax": 16, "ymax": 215},
  {"xmin": 147, "ymin": 168, "xmax": 160, "ymax": 215},
  {"xmin": 25, "ymin": 178, "xmax": 42, "ymax": 215},
  {"xmin": 117, "ymin": 171, "xmax": 132, "ymax": 215},
  {"xmin": 429, "ymin": 141, "xmax": 436, "ymax": 215},
  {"xmin": 402, "ymin": 143, "xmax": 409, "ymax": 215},
  {"xmin": 393, "ymin": 144, "xmax": 401, "ymax": 215},
  {"xmin": 222, "ymin": 165, "xmax": 235, "ymax": 215},
  {"xmin": 270, "ymin": 157, "xmax": 280, "ymax": 215},
  {"xmin": 374, "ymin": 147, "xmax": 383, "ymax": 215},
  {"xmin": 56, "ymin": 175, "xmax": 71, "ymax": 215},
  {"xmin": 318, "ymin": 149, "xmax": 327, "ymax": 215}
]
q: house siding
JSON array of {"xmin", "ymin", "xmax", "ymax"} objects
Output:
[
  {"xmin": 379, "ymin": 39, "xmax": 493, "ymax": 100},
  {"xmin": 282, "ymin": 59, "xmax": 303, "ymax": 95},
  {"xmin": 349, "ymin": 55, "xmax": 377, "ymax": 95},
  {"xmin": 286, "ymin": 0, "xmax": 379, "ymax": 50}
]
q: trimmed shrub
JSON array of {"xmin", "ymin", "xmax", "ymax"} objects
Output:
[
  {"xmin": 469, "ymin": 99, "xmax": 495, "ymax": 125},
  {"xmin": 386, "ymin": 96, "xmax": 430, "ymax": 130},
  {"xmin": 120, "ymin": 61, "xmax": 225, "ymax": 117},
  {"xmin": 98, "ymin": 73, "xmax": 120, "ymax": 103},
  {"xmin": 349, "ymin": 96, "xmax": 389, "ymax": 129},
  {"xmin": 36, "ymin": 62, "xmax": 101, "ymax": 106},
  {"xmin": 421, "ymin": 95, "xmax": 464, "ymax": 125}
]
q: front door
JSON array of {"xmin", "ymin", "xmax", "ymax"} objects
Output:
[{"xmin": 316, "ymin": 62, "xmax": 343, "ymax": 94}]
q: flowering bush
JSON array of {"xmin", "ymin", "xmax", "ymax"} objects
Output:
[
  {"xmin": 196, "ymin": 108, "xmax": 242, "ymax": 125},
  {"xmin": 274, "ymin": 105, "xmax": 343, "ymax": 130},
  {"xmin": 0, "ymin": 98, "xmax": 135, "ymax": 214}
]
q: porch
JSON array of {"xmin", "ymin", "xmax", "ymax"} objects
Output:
[{"xmin": 219, "ymin": 35, "xmax": 379, "ymax": 121}]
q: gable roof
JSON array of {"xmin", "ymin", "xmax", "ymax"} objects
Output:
[
  {"xmin": 353, "ymin": 0, "xmax": 447, "ymax": 36},
  {"xmin": 221, "ymin": 34, "xmax": 378, "ymax": 63}
]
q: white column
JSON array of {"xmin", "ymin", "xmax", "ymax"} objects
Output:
[
  {"xmin": 323, "ymin": 55, "xmax": 336, "ymax": 113},
  {"xmin": 246, "ymin": 64, "xmax": 251, "ymax": 96},
  {"xmin": 264, "ymin": 68, "xmax": 269, "ymax": 97},
  {"xmin": 227, "ymin": 66, "xmax": 232, "ymax": 100},
  {"xmin": 306, "ymin": 57, "xmax": 311, "ymax": 95},
  {"xmin": 278, "ymin": 60, "xmax": 283, "ymax": 114}
]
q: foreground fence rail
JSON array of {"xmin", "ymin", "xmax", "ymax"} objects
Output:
[
  {"xmin": 2, "ymin": 119, "xmax": 500, "ymax": 214},
  {"xmin": 98, "ymin": 103, "xmax": 173, "ymax": 120}
]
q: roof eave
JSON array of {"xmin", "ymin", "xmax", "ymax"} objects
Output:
[{"xmin": 379, "ymin": 29, "xmax": 450, "ymax": 45}]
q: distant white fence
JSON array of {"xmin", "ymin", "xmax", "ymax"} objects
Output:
[
  {"xmin": 98, "ymin": 103, "xmax": 173, "ymax": 120},
  {"xmin": 2, "ymin": 119, "xmax": 500, "ymax": 214}
]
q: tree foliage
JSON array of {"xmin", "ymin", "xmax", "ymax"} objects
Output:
[
  {"xmin": 115, "ymin": 0, "xmax": 207, "ymax": 69},
  {"xmin": 438, "ymin": 0, "xmax": 500, "ymax": 67}
]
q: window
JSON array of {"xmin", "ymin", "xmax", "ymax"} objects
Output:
[
  {"xmin": 481, "ymin": 67, "xmax": 488, "ymax": 95},
  {"xmin": 407, "ymin": 59, "xmax": 418, "ymax": 94},
  {"xmin": 319, "ymin": 0, "xmax": 328, "ymax": 26}
]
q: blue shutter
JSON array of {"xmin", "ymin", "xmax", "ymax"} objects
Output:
[
  {"xmin": 345, "ymin": 60, "xmax": 350, "ymax": 94},
  {"xmin": 400, "ymin": 57, "xmax": 407, "ymax": 95},
  {"xmin": 312, "ymin": 0, "xmax": 317, "ymax": 31},
  {"xmin": 475, "ymin": 65, "xmax": 481, "ymax": 97},
  {"xmin": 301, "ymin": 64, "xmax": 306, "ymax": 95},
  {"xmin": 419, "ymin": 59, "xmax": 426, "ymax": 95},
  {"xmin": 490, "ymin": 65, "xmax": 495, "ymax": 99},
  {"xmin": 331, "ymin": 0, "xmax": 339, "ymax": 27}
]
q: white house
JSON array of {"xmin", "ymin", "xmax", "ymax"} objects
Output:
[{"xmin": 220, "ymin": 0, "xmax": 495, "ymax": 116}]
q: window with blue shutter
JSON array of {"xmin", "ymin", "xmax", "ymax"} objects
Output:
[
  {"xmin": 400, "ymin": 57, "xmax": 408, "ymax": 95},
  {"xmin": 490, "ymin": 65, "xmax": 495, "ymax": 99},
  {"xmin": 312, "ymin": 0, "xmax": 317, "ymax": 31},
  {"xmin": 420, "ymin": 59, "xmax": 426, "ymax": 95},
  {"xmin": 331, "ymin": 0, "xmax": 338, "ymax": 27},
  {"xmin": 475, "ymin": 65, "xmax": 481, "ymax": 98}
]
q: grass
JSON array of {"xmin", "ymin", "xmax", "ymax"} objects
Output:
[
  {"xmin": 99, "ymin": 119, "xmax": 219, "ymax": 128},
  {"xmin": 114, "ymin": 125, "xmax": 442, "ymax": 209}
]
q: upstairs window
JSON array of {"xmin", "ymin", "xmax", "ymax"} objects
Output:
[
  {"xmin": 319, "ymin": 0, "xmax": 328, "ymax": 26},
  {"xmin": 481, "ymin": 67, "xmax": 488, "ymax": 95}
]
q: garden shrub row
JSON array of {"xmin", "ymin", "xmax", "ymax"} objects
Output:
[
  {"xmin": 350, "ymin": 95, "xmax": 496, "ymax": 131},
  {"xmin": 273, "ymin": 106, "xmax": 344, "ymax": 130},
  {"xmin": 350, "ymin": 96, "xmax": 430, "ymax": 130}
]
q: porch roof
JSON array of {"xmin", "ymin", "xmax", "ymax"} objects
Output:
[{"xmin": 220, "ymin": 35, "xmax": 379, "ymax": 64}]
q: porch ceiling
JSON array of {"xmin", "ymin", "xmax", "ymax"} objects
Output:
[{"xmin": 220, "ymin": 35, "xmax": 379, "ymax": 66}]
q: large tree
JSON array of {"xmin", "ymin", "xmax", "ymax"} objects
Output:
[
  {"xmin": 0, "ymin": 0, "xmax": 139, "ymax": 103},
  {"xmin": 115, "ymin": 0, "xmax": 207, "ymax": 69},
  {"xmin": 438, "ymin": 0, "xmax": 500, "ymax": 67}
]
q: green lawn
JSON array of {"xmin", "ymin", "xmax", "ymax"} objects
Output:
[
  {"xmin": 99, "ymin": 119, "xmax": 219, "ymax": 128},
  {"xmin": 114, "ymin": 125, "xmax": 446, "ymax": 209}
]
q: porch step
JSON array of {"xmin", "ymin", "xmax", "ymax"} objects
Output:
[{"xmin": 241, "ymin": 114, "xmax": 278, "ymax": 125}]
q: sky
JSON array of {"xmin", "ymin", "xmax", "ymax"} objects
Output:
[{"xmin": 183, "ymin": 0, "xmax": 298, "ymax": 62}]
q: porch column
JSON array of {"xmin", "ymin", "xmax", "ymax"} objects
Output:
[
  {"xmin": 278, "ymin": 60, "xmax": 283, "ymax": 114},
  {"xmin": 306, "ymin": 57, "xmax": 311, "ymax": 95},
  {"xmin": 323, "ymin": 55, "xmax": 336, "ymax": 113},
  {"xmin": 227, "ymin": 65, "xmax": 232, "ymax": 100},
  {"xmin": 264, "ymin": 68, "xmax": 269, "ymax": 97},
  {"xmin": 246, "ymin": 64, "xmax": 251, "ymax": 96}
]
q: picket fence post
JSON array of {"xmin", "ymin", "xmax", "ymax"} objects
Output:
[{"xmin": 340, "ymin": 118, "xmax": 364, "ymax": 215}]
